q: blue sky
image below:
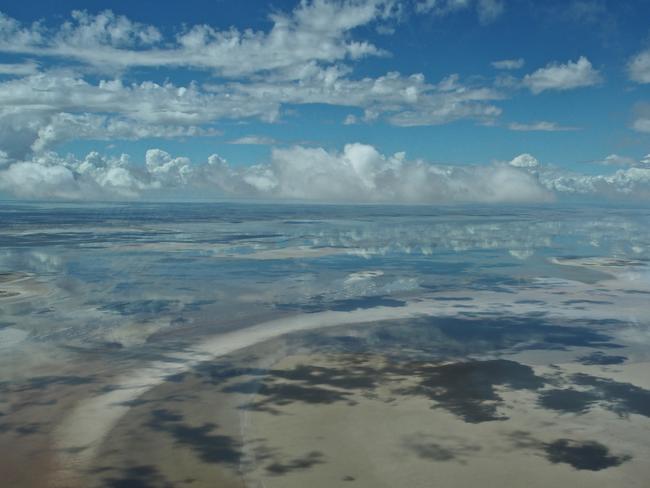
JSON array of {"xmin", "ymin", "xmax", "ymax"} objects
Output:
[{"xmin": 1, "ymin": 0, "xmax": 650, "ymax": 202}]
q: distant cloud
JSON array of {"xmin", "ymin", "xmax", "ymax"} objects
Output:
[
  {"xmin": 628, "ymin": 49, "xmax": 650, "ymax": 83},
  {"xmin": 597, "ymin": 154, "xmax": 637, "ymax": 166},
  {"xmin": 561, "ymin": 0, "xmax": 608, "ymax": 24},
  {"xmin": 632, "ymin": 118, "xmax": 650, "ymax": 133},
  {"xmin": 591, "ymin": 154, "xmax": 650, "ymax": 167},
  {"xmin": 232, "ymin": 143, "xmax": 550, "ymax": 203},
  {"xmin": 491, "ymin": 58, "xmax": 524, "ymax": 70},
  {"xmin": 508, "ymin": 121, "xmax": 579, "ymax": 132},
  {"xmin": 540, "ymin": 166, "xmax": 650, "ymax": 199},
  {"xmin": 0, "ymin": 161, "xmax": 81, "ymax": 199},
  {"xmin": 509, "ymin": 153, "xmax": 650, "ymax": 199},
  {"xmin": 631, "ymin": 102, "xmax": 650, "ymax": 134},
  {"xmin": 0, "ymin": 144, "xmax": 553, "ymax": 203},
  {"xmin": 523, "ymin": 56, "xmax": 602, "ymax": 94},
  {"xmin": 415, "ymin": 0, "xmax": 505, "ymax": 24},
  {"xmin": 4, "ymin": 145, "xmax": 650, "ymax": 202},
  {"xmin": 476, "ymin": 0, "xmax": 505, "ymax": 24},
  {"xmin": 508, "ymin": 153, "xmax": 539, "ymax": 168},
  {"xmin": 0, "ymin": 61, "xmax": 39, "ymax": 75},
  {"xmin": 416, "ymin": 0, "xmax": 466, "ymax": 15},
  {"xmin": 344, "ymin": 114, "xmax": 358, "ymax": 125},
  {"xmin": 228, "ymin": 136, "xmax": 278, "ymax": 145}
]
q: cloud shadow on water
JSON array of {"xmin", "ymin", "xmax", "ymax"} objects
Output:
[{"xmin": 545, "ymin": 439, "xmax": 631, "ymax": 471}]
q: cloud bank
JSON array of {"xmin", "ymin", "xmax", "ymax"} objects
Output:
[
  {"xmin": 2, "ymin": 144, "xmax": 650, "ymax": 203},
  {"xmin": 1, "ymin": 144, "xmax": 553, "ymax": 203}
]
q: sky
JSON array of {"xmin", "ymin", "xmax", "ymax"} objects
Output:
[{"xmin": 0, "ymin": 0, "xmax": 650, "ymax": 202}]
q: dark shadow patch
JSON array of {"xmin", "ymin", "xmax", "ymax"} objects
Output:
[
  {"xmin": 538, "ymin": 389, "xmax": 598, "ymax": 413},
  {"xmin": 403, "ymin": 435, "xmax": 481, "ymax": 463},
  {"xmin": 248, "ymin": 383, "xmax": 352, "ymax": 412},
  {"xmin": 507, "ymin": 430, "xmax": 544, "ymax": 450},
  {"xmin": 545, "ymin": 439, "xmax": 631, "ymax": 471},
  {"xmin": 11, "ymin": 375, "xmax": 95, "ymax": 393},
  {"xmin": 571, "ymin": 373, "xmax": 650, "ymax": 417},
  {"xmin": 193, "ymin": 363, "xmax": 267, "ymax": 386},
  {"xmin": 507, "ymin": 431, "xmax": 632, "ymax": 471},
  {"xmin": 577, "ymin": 352, "xmax": 627, "ymax": 365},
  {"xmin": 222, "ymin": 380, "xmax": 261, "ymax": 395},
  {"xmin": 147, "ymin": 409, "xmax": 241, "ymax": 465},
  {"xmin": 232, "ymin": 362, "xmax": 378, "ymax": 412},
  {"xmin": 400, "ymin": 359, "xmax": 545, "ymax": 423},
  {"xmin": 103, "ymin": 465, "xmax": 175, "ymax": 488},
  {"xmin": 14, "ymin": 422, "xmax": 42, "ymax": 436},
  {"xmin": 269, "ymin": 364, "xmax": 377, "ymax": 390},
  {"xmin": 266, "ymin": 451, "xmax": 324, "ymax": 475}
]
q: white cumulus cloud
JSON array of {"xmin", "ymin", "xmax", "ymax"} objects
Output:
[
  {"xmin": 228, "ymin": 136, "xmax": 278, "ymax": 145},
  {"xmin": 523, "ymin": 56, "xmax": 601, "ymax": 94},
  {"xmin": 508, "ymin": 153, "xmax": 539, "ymax": 168}
]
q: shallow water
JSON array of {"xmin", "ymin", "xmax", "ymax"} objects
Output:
[{"xmin": 1, "ymin": 202, "xmax": 649, "ymax": 487}]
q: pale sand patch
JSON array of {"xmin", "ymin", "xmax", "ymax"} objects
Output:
[{"xmin": 242, "ymin": 354, "xmax": 649, "ymax": 488}]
